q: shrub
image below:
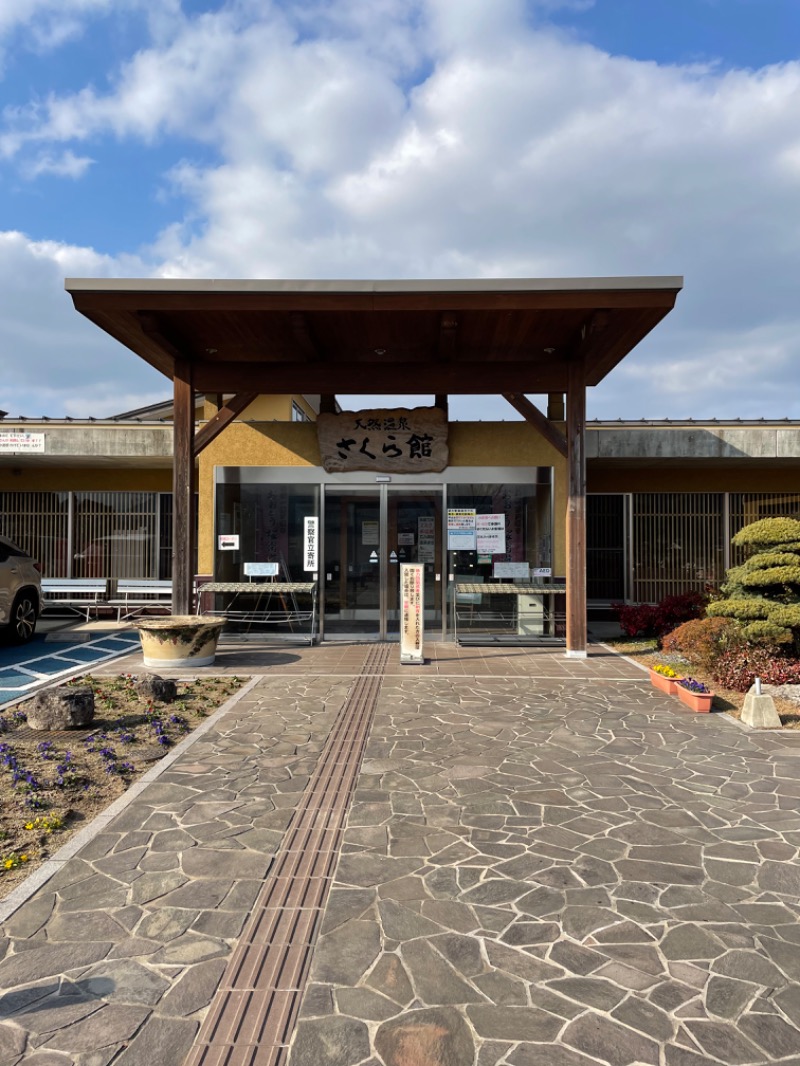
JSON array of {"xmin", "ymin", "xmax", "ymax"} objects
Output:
[
  {"xmin": 612, "ymin": 591, "xmax": 706, "ymax": 639},
  {"xmin": 661, "ymin": 617, "xmax": 743, "ymax": 668},
  {"xmin": 710, "ymin": 517, "xmax": 800, "ymax": 651},
  {"xmin": 711, "ymin": 645, "xmax": 800, "ymax": 692}
]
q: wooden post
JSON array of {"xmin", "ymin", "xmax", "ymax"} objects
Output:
[
  {"xmin": 566, "ymin": 358, "xmax": 587, "ymax": 657},
  {"xmin": 173, "ymin": 360, "xmax": 195, "ymax": 616}
]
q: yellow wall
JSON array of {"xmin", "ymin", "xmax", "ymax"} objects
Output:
[
  {"xmin": 196, "ymin": 420, "xmax": 568, "ymax": 574},
  {"xmin": 0, "ymin": 467, "xmax": 172, "ymax": 491},
  {"xmin": 203, "ymin": 395, "xmax": 317, "ymax": 421}
]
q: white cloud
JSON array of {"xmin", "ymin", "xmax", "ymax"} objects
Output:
[
  {"xmin": 0, "ymin": 231, "xmax": 162, "ymax": 417},
  {"xmin": 1, "ymin": 1, "xmax": 800, "ymax": 420},
  {"xmin": 22, "ymin": 149, "xmax": 94, "ymax": 179}
]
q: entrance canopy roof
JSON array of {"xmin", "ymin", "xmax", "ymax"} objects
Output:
[{"xmin": 65, "ymin": 276, "xmax": 682, "ymax": 395}]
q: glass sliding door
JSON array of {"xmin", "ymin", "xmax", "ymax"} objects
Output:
[
  {"xmin": 322, "ymin": 484, "xmax": 443, "ymax": 641},
  {"xmin": 323, "ymin": 487, "xmax": 382, "ymax": 637},
  {"xmin": 385, "ymin": 487, "xmax": 443, "ymax": 639}
]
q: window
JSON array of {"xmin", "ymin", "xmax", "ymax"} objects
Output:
[{"xmin": 292, "ymin": 401, "xmax": 310, "ymax": 423}]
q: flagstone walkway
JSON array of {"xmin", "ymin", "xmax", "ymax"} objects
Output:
[{"xmin": 1, "ymin": 642, "xmax": 800, "ymax": 1066}]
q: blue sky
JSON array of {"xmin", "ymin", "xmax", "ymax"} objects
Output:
[{"xmin": 1, "ymin": 0, "xmax": 799, "ymax": 420}]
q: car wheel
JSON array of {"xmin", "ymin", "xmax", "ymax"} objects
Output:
[{"xmin": 8, "ymin": 592, "xmax": 38, "ymax": 644}]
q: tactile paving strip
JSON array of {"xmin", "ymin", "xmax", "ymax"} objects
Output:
[{"xmin": 185, "ymin": 644, "xmax": 389, "ymax": 1066}]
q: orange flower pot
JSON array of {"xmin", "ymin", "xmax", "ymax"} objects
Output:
[
  {"xmin": 649, "ymin": 669, "xmax": 682, "ymax": 696},
  {"xmin": 677, "ymin": 686, "xmax": 714, "ymax": 713}
]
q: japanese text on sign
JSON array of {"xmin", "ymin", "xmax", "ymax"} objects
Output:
[
  {"xmin": 318, "ymin": 407, "xmax": 448, "ymax": 473},
  {"xmin": 304, "ymin": 516, "xmax": 319, "ymax": 572},
  {"xmin": 400, "ymin": 563, "xmax": 424, "ymax": 664}
]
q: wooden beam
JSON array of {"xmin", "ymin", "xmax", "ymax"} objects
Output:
[
  {"xmin": 434, "ymin": 394, "xmax": 449, "ymax": 417},
  {"xmin": 290, "ymin": 312, "xmax": 320, "ymax": 361},
  {"xmin": 319, "ymin": 395, "xmax": 338, "ymax": 414},
  {"xmin": 172, "ymin": 360, "xmax": 195, "ymax": 616},
  {"xmin": 547, "ymin": 392, "xmax": 565, "ymax": 421},
  {"xmin": 193, "ymin": 392, "xmax": 257, "ymax": 457},
  {"xmin": 436, "ymin": 313, "xmax": 459, "ymax": 360},
  {"xmin": 137, "ymin": 312, "xmax": 186, "ymax": 363},
  {"xmin": 72, "ymin": 287, "xmax": 680, "ymax": 315},
  {"xmin": 565, "ymin": 357, "xmax": 587, "ymax": 658},
  {"xmin": 503, "ymin": 394, "xmax": 567, "ymax": 458},
  {"xmin": 191, "ymin": 361, "xmax": 568, "ymax": 394}
]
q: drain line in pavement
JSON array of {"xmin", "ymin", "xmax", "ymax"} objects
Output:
[{"xmin": 185, "ymin": 642, "xmax": 389, "ymax": 1066}]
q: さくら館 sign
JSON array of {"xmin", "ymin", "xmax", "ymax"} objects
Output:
[{"xmin": 317, "ymin": 406, "xmax": 448, "ymax": 474}]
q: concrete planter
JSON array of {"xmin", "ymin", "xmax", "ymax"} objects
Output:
[
  {"xmin": 135, "ymin": 615, "xmax": 225, "ymax": 669},
  {"xmin": 677, "ymin": 684, "xmax": 714, "ymax": 713}
]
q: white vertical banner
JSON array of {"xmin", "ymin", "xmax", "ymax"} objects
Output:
[
  {"xmin": 304, "ymin": 516, "xmax": 319, "ymax": 572},
  {"xmin": 400, "ymin": 563, "xmax": 424, "ymax": 665}
]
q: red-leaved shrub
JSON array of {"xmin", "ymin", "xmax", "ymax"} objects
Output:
[
  {"xmin": 661, "ymin": 617, "xmax": 743, "ymax": 667},
  {"xmin": 711, "ymin": 645, "xmax": 800, "ymax": 692},
  {"xmin": 612, "ymin": 592, "xmax": 706, "ymax": 639}
]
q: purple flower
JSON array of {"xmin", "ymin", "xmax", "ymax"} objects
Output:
[{"xmin": 679, "ymin": 677, "xmax": 709, "ymax": 694}]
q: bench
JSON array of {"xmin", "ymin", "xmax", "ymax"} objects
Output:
[
  {"xmin": 41, "ymin": 579, "xmax": 109, "ymax": 621},
  {"xmin": 108, "ymin": 579, "xmax": 172, "ymax": 621}
]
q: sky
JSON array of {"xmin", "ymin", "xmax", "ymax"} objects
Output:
[{"xmin": 2, "ymin": 0, "xmax": 800, "ymax": 422}]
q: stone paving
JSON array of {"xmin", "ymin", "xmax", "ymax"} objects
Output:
[
  {"xmin": 288, "ymin": 667, "xmax": 800, "ymax": 1066},
  {"xmin": 0, "ymin": 644, "xmax": 799, "ymax": 1065}
]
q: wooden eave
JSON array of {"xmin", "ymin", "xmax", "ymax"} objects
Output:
[{"xmin": 65, "ymin": 277, "xmax": 682, "ymax": 394}]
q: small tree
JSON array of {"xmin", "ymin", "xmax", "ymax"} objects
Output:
[{"xmin": 707, "ymin": 517, "xmax": 800, "ymax": 650}]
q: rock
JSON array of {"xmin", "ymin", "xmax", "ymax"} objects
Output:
[
  {"xmin": 375, "ymin": 1007, "xmax": 475, "ymax": 1066},
  {"xmin": 135, "ymin": 676, "xmax": 178, "ymax": 703},
  {"xmin": 27, "ymin": 686, "xmax": 94, "ymax": 730}
]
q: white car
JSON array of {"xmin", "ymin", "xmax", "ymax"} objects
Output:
[{"xmin": 0, "ymin": 535, "xmax": 41, "ymax": 643}]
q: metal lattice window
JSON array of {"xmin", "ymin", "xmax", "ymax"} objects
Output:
[
  {"xmin": 632, "ymin": 493, "xmax": 725, "ymax": 603},
  {"xmin": 0, "ymin": 491, "xmax": 173, "ymax": 579}
]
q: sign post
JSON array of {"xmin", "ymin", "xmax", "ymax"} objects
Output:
[{"xmin": 400, "ymin": 563, "xmax": 424, "ymax": 665}]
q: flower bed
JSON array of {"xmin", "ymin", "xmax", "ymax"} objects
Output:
[{"xmin": 0, "ymin": 673, "xmax": 244, "ymax": 897}]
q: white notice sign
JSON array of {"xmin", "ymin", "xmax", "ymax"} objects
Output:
[
  {"xmin": 400, "ymin": 563, "xmax": 424, "ymax": 664},
  {"xmin": 447, "ymin": 508, "xmax": 476, "ymax": 550},
  {"xmin": 476, "ymin": 514, "xmax": 506, "ymax": 554},
  {"xmin": 493, "ymin": 562, "xmax": 530, "ymax": 579},
  {"xmin": 362, "ymin": 520, "xmax": 379, "ymax": 546},
  {"xmin": 418, "ymin": 516, "xmax": 436, "ymax": 563},
  {"xmin": 218, "ymin": 534, "xmax": 239, "ymax": 551},
  {"xmin": 304, "ymin": 516, "xmax": 319, "ymax": 572},
  {"xmin": 0, "ymin": 432, "xmax": 45, "ymax": 453}
]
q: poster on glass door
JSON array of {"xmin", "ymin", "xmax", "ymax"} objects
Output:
[
  {"xmin": 418, "ymin": 516, "xmax": 436, "ymax": 563},
  {"xmin": 447, "ymin": 508, "xmax": 476, "ymax": 550},
  {"xmin": 476, "ymin": 514, "xmax": 506, "ymax": 555}
]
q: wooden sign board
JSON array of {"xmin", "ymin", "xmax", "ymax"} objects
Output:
[
  {"xmin": 318, "ymin": 407, "xmax": 448, "ymax": 474},
  {"xmin": 400, "ymin": 563, "xmax": 424, "ymax": 664}
]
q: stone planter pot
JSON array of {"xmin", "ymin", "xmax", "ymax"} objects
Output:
[
  {"xmin": 649, "ymin": 669, "xmax": 682, "ymax": 696},
  {"xmin": 135, "ymin": 615, "xmax": 225, "ymax": 669},
  {"xmin": 677, "ymin": 685, "xmax": 714, "ymax": 713}
]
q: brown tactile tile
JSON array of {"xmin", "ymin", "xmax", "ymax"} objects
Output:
[{"xmin": 188, "ymin": 646, "xmax": 389, "ymax": 1064}]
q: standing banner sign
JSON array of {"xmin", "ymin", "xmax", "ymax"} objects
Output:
[
  {"xmin": 304, "ymin": 517, "xmax": 319, "ymax": 572},
  {"xmin": 400, "ymin": 563, "xmax": 424, "ymax": 665}
]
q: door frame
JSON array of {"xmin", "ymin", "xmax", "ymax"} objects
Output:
[{"xmin": 320, "ymin": 482, "xmax": 445, "ymax": 642}]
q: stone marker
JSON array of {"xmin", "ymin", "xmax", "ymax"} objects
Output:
[
  {"xmin": 27, "ymin": 685, "xmax": 94, "ymax": 730},
  {"xmin": 741, "ymin": 682, "xmax": 782, "ymax": 729},
  {"xmin": 135, "ymin": 675, "xmax": 178, "ymax": 703}
]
